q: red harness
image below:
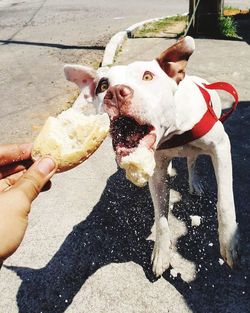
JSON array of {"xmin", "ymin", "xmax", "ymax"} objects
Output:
[{"xmin": 157, "ymin": 82, "xmax": 239, "ymax": 150}]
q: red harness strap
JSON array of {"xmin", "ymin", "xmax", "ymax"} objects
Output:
[
  {"xmin": 204, "ymin": 82, "xmax": 239, "ymax": 123},
  {"xmin": 157, "ymin": 82, "xmax": 239, "ymax": 150}
]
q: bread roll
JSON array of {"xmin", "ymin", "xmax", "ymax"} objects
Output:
[
  {"xmin": 120, "ymin": 146, "xmax": 155, "ymax": 187},
  {"xmin": 32, "ymin": 108, "xmax": 110, "ymax": 172}
]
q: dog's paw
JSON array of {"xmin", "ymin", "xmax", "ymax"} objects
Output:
[
  {"xmin": 219, "ymin": 224, "xmax": 240, "ymax": 268},
  {"xmin": 151, "ymin": 239, "xmax": 171, "ymax": 277}
]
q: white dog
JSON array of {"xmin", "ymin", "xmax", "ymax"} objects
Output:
[{"xmin": 64, "ymin": 36, "xmax": 239, "ymax": 277}]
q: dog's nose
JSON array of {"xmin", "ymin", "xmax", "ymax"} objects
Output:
[{"xmin": 105, "ymin": 84, "xmax": 133, "ymax": 103}]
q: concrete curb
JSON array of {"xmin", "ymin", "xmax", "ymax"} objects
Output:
[
  {"xmin": 101, "ymin": 13, "xmax": 188, "ymax": 67},
  {"xmin": 101, "ymin": 30, "xmax": 128, "ymax": 67}
]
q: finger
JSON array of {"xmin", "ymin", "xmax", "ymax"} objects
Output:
[
  {"xmin": 0, "ymin": 143, "xmax": 33, "ymax": 166},
  {"xmin": 0, "ymin": 170, "xmax": 26, "ymax": 192},
  {"xmin": 13, "ymin": 157, "xmax": 57, "ymax": 203},
  {"xmin": 0, "ymin": 159, "xmax": 33, "ymax": 179},
  {"xmin": 0, "ymin": 172, "xmax": 52, "ymax": 193}
]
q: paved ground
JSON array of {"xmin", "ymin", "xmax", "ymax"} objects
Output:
[{"xmin": 0, "ymin": 3, "xmax": 250, "ymax": 313}]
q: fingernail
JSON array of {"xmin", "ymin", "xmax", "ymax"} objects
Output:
[{"xmin": 36, "ymin": 157, "xmax": 57, "ymax": 175}]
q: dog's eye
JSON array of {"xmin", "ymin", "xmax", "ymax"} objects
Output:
[
  {"xmin": 142, "ymin": 71, "xmax": 154, "ymax": 81},
  {"xmin": 96, "ymin": 78, "xmax": 109, "ymax": 94}
]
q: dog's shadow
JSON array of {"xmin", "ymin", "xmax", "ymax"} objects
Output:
[
  {"xmin": 7, "ymin": 101, "xmax": 250, "ymax": 313},
  {"xmin": 164, "ymin": 101, "xmax": 250, "ymax": 312},
  {"xmin": 164, "ymin": 156, "xmax": 250, "ymax": 313}
]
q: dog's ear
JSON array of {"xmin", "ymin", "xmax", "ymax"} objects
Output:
[
  {"xmin": 156, "ymin": 36, "xmax": 195, "ymax": 84},
  {"xmin": 64, "ymin": 64, "xmax": 97, "ymax": 102}
]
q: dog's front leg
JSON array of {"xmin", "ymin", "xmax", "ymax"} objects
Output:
[
  {"xmin": 211, "ymin": 132, "xmax": 240, "ymax": 268},
  {"xmin": 149, "ymin": 151, "xmax": 171, "ymax": 277}
]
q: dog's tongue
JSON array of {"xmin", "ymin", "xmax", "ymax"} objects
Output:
[{"xmin": 140, "ymin": 132, "xmax": 156, "ymax": 149}]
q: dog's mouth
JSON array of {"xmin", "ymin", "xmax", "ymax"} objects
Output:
[{"xmin": 110, "ymin": 116, "xmax": 156, "ymax": 159}]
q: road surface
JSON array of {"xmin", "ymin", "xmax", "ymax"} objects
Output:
[{"xmin": 0, "ymin": 0, "xmax": 189, "ymax": 143}]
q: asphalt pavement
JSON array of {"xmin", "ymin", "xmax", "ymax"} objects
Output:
[
  {"xmin": 1, "ymin": 9, "xmax": 250, "ymax": 313},
  {"xmin": 0, "ymin": 0, "xmax": 189, "ymax": 144}
]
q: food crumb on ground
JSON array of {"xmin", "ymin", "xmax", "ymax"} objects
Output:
[{"xmin": 190, "ymin": 215, "xmax": 201, "ymax": 227}]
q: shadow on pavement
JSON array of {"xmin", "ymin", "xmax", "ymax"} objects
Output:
[
  {"xmin": 163, "ymin": 101, "xmax": 250, "ymax": 312},
  {"xmin": 6, "ymin": 101, "xmax": 250, "ymax": 313},
  {"xmin": 6, "ymin": 169, "xmax": 156, "ymax": 313},
  {"xmin": 0, "ymin": 39, "xmax": 105, "ymax": 50},
  {"xmin": 234, "ymin": 12, "xmax": 250, "ymax": 45}
]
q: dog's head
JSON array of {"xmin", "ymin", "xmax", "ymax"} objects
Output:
[{"xmin": 64, "ymin": 36, "xmax": 195, "ymax": 161}]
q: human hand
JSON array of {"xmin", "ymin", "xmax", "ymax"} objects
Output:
[{"xmin": 0, "ymin": 143, "xmax": 57, "ymax": 262}]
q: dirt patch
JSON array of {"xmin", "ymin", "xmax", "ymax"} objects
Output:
[
  {"xmin": 134, "ymin": 15, "xmax": 188, "ymax": 38},
  {"xmin": 224, "ymin": 8, "xmax": 249, "ymax": 16}
]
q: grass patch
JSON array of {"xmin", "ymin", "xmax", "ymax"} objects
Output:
[
  {"xmin": 135, "ymin": 15, "xmax": 188, "ymax": 38},
  {"xmin": 219, "ymin": 7, "xmax": 249, "ymax": 39},
  {"xmin": 224, "ymin": 5, "xmax": 234, "ymax": 10},
  {"xmin": 218, "ymin": 15, "xmax": 238, "ymax": 38}
]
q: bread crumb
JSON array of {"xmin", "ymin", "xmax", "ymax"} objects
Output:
[
  {"xmin": 120, "ymin": 146, "xmax": 155, "ymax": 187},
  {"xmin": 190, "ymin": 215, "xmax": 201, "ymax": 227}
]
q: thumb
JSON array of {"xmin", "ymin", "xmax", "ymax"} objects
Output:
[{"xmin": 13, "ymin": 157, "xmax": 57, "ymax": 203}]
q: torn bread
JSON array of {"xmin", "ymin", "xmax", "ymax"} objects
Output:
[
  {"xmin": 120, "ymin": 146, "xmax": 156, "ymax": 187},
  {"xmin": 32, "ymin": 108, "xmax": 110, "ymax": 172}
]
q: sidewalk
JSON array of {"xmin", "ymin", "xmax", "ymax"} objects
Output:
[{"xmin": 1, "ymin": 19, "xmax": 250, "ymax": 313}]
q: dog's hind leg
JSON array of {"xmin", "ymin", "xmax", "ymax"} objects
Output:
[
  {"xmin": 149, "ymin": 151, "xmax": 172, "ymax": 277},
  {"xmin": 210, "ymin": 131, "xmax": 240, "ymax": 268},
  {"xmin": 187, "ymin": 155, "xmax": 204, "ymax": 196}
]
